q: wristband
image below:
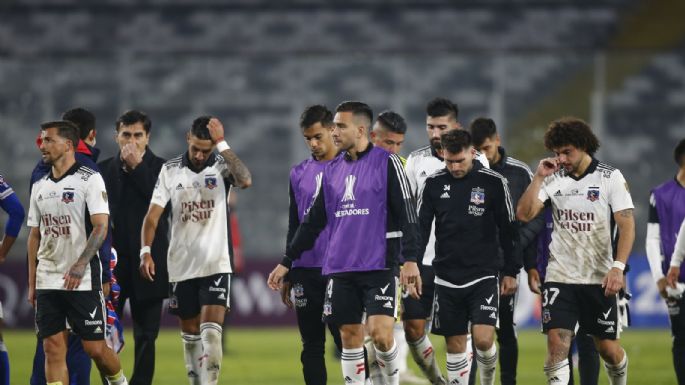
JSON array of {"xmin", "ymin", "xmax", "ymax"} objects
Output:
[
  {"xmin": 612, "ymin": 260, "xmax": 626, "ymax": 271},
  {"xmin": 139, "ymin": 246, "xmax": 151, "ymax": 258},
  {"xmin": 216, "ymin": 140, "xmax": 230, "ymax": 153}
]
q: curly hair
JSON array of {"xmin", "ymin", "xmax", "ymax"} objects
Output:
[{"xmin": 544, "ymin": 117, "xmax": 600, "ymax": 156}]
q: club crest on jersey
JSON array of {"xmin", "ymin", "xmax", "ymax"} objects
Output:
[
  {"xmin": 542, "ymin": 309, "xmax": 551, "ymax": 324},
  {"xmin": 293, "ymin": 283, "xmax": 304, "ymax": 298},
  {"xmin": 62, "ymin": 191, "xmax": 74, "ymax": 204},
  {"xmin": 587, "ymin": 187, "xmax": 600, "ymax": 202},
  {"xmin": 470, "ymin": 187, "xmax": 485, "ymax": 205},
  {"xmin": 205, "ymin": 177, "xmax": 217, "ymax": 190}
]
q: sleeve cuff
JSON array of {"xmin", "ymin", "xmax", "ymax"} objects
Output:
[{"xmin": 280, "ymin": 256, "xmax": 293, "ymax": 269}]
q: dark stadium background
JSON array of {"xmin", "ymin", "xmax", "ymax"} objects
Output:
[{"xmin": 0, "ymin": 0, "xmax": 683, "ymax": 329}]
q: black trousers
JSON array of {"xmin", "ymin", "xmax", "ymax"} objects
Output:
[
  {"xmin": 667, "ymin": 295, "xmax": 685, "ymax": 384},
  {"xmin": 289, "ymin": 268, "xmax": 343, "ymax": 385},
  {"xmin": 575, "ymin": 330, "xmax": 599, "ymax": 385},
  {"xmin": 115, "ymin": 294, "xmax": 163, "ymax": 385},
  {"xmin": 497, "ymin": 292, "xmax": 518, "ymax": 385}
]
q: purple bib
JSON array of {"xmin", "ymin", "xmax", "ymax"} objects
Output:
[
  {"xmin": 322, "ymin": 147, "xmax": 388, "ymax": 275},
  {"xmin": 653, "ymin": 180, "xmax": 685, "ymax": 279},
  {"xmin": 290, "ymin": 158, "xmax": 331, "ymax": 269}
]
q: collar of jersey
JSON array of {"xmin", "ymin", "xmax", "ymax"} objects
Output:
[
  {"xmin": 567, "ymin": 157, "xmax": 599, "ymax": 181},
  {"xmin": 181, "ymin": 151, "xmax": 217, "ymax": 172},
  {"xmin": 48, "ymin": 161, "xmax": 81, "ymax": 183},
  {"xmin": 343, "ymin": 142, "xmax": 373, "ymax": 161}
]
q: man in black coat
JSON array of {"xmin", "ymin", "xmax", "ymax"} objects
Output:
[{"xmin": 99, "ymin": 110, "xmax": 169, "ymax": 385}]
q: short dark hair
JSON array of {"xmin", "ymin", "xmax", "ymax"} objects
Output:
[
  {"xmin": 335, "ymin": 101, "xmax": 373, "ymax": 127},
  {"xmin": 426, "ymin": 97, "xmax": 459, "ymax": 120},
  {"xmin": 62, "ymin": 107, "xmax": 96, "ymax": 140},
  {"xmin": 440, "ymin": 129, "xmax": 472, "ymax": 154},
  {"xmin": 470, "ymin": 117, "xmax": 498, "ymax": 147},
  {"xmin": 41, "ymin": 120, "xmax": 80, "ymax": 148},
  {"xmin": 544, "ymin": 117, "xmax": 600, "ymax": 156},
  {"xmin": 376, "ymin": 110, "xmax": 407, "ymax": 134},
  {"xmin": 116, "ymin": 110, "xmax": 152, "ymax": 133},
  {"xmin": 675, "ymin": 139, "xmax": 685, "ymax": 166},
  {"xmin": 300, "ymin": 105, "xmax": 333, "ymax": 129},
  {"xmin": 190, "ymin": 116, "xmax": 213, "ymax": 141}
]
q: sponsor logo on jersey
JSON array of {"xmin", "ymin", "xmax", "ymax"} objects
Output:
[
  {"xmin": 383, "ymin": 301, "xmax": 393, "ymax": 309},
  {"xmin": 217, "ymin": 293, "xmax": 226, "ymax": 300},
  {"xmin": 192, "ymin": 181, "xmax": 201, "ymax": 188},
  {"xmin": 604, "ymin": 326, "xmax": 614, "ymax": 333},
  {"xmin": 489, "ymin": 312, "xmax": 497, "ymax": 319},
  {"xmin": 293, "ymin": 283, "xmax": 304, "ymax": 298},
  {"xmin": 101, "ymin": 191, "xmax": 108, "ymax": 202},
  {"xmin": 176, "ymin": 183, "xmax": 184, "ymax": 190},
  {"xmin": 375, "ymin": 295, "xmax": 394, "ymax": 301},
  {"xmin": 205, "ymin": 176, "xmax": 217, "ymax": 190},
  {"xmin": 85, "ymin": 319, "xmax": 103, "ymax": 326},
  {"xmin": 89, "ymin": 307, "xmax": 97, "ymax": 319},
  {"xmin": 180, "ymin": 199, "xmax": 215, "ymax": 223},
  {"xmin": 40, "ymin": 213, "xmax": 72, "ymax": 238},
  {"xmin": 564, "ymin": 188, "xmax": 583, "ymax": 197},
  {"xmin": 602, "ymin": 308, "xmax": 611, "ymax": 319},
  {"xmin": 380, "ymin": 283, "xmax": 390, "ymax": 294},
  {"xmin": 554, "ymin": 190, "xmax": 562, "ymax": 197},
  {"xmin": 440, "ymin": 192, "xmax": 450, "ymax": 199},
  {"xmin": 62, "ymin": 191, "xmax": 74, "ymax": 204},
  {"xmin": 556, "ymin": 209, "xmax": 596, "ymax": 233},
  {"xmin": 587, "ymin": 187, "xmax": 600, "ymax": 202},
  {"xmin": 468, "ymin": 205, "xmax": 485, "ymax": 217},
  {"xmin": 485, "ymin": 294, "xmax": 494, "ymax": 304},
  {"xmin": 470, "ymin": 187, "xmax": 485, "ymax": 205}
]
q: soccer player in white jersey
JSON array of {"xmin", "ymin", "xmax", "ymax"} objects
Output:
[
  {"xmin": 403, "ymin": 98, "xmax": 488, "ymax": 385},
  {"xmin": 27, "ymin": 121, "xmax": 127, "ymax": 385},
  {"xmin": 517, "ymin": 117, "xmax": 635, "ymax": 385},
  {"xmin": 140, "ymin": 116, "xmax": 251, "ymax": 385}
]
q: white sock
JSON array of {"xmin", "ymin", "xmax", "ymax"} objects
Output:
[
  {"xmin": 409, "ymin": 334, "xmax": 444, "ymax": 384},
  {"xmin": 105, "ymin": 369, "xmax": 128, "ymax": 385},
  {"xmin": 544, "ymin": 359, "xmax": 570, "ymax": 385},
  {"xmin": 365, "ymin": 337, "xmax": 387, "ymax": 385},
  {"xmin": 200, "ymin": 322, "xmax": 223, "ymax": 385},
  {"xmin": 376, "ymin": 341, "xmax": 400, "ymax": 385},
  {"xmin": 394, "ymin": 324, "xmax": 409, "ymax": 373},
  {"xmin": 604, "ymin": 350, "xmax": 628, "ymax": 385},
  {"xmin": 342, "ymin": 347, "xmax": 367, "ymax": 385},
  {"xmin": 446, "ymin": 352, "xmax": 470, "ymax": 385},
  {"xmin": 475, "ymin": 344, "xmax": 497, "ymax": 385},
  {"xmin": 182, "ymin": 333, "xmax": 202, "ymax": 385}
]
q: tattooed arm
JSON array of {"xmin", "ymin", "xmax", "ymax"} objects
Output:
[
  {"xmin": 207, "ymin": 118, "xmax": 252, "ymax": 189},
  {"xmin": 63, "ymin": 213, "xmax": 108, "ymax": 290},
  {"xmin": 603, "ymin": 208, "xmax": 635, "ymax": 296}
]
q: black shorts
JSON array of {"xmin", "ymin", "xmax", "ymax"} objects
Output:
[
  {"xmin": 35, "ymin": 290, "xmax": 106, "ymax": 340},
  {"xmin": 402, "ymin": 266, "xmax": 436, "ymax": 321},
  {"xmin": 431, "ymin": 278, "xmax": 499, "ymax": 337},
  {"xmin": 168, "ymin": 273, "xmax": 231, "ymax": 320},
  {"xmin": 323, "ymin": 270, "xmax": 398, "ymax": 325},
  {"xmin": 541, "ymin": 282, "xmax": 619, "ymax": 340}
]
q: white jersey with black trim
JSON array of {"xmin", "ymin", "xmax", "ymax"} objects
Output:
[
  {"xmin": 405, "ymin": 145, "xmax": 489, "ymax": 265},
  {"xmin": 151, "ymin": 153, "xmax": 233, "ymax": 282},
  {"xmin": 27, "ymin": 163, "xmax": 109, "ymax": 291},
  {"xmin": 539, "ymin": 159, "xmax": 634, "ymax": 284}
]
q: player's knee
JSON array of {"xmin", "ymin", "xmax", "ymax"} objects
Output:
[
  {"xmin": 43, "ymin": 337, "xmax": 66, "ymax": 359},
  {"xmin": 369, "ymin": 328, "xmax": 394, "ymax": 351},
  {"xmin": 473, "ymin": 335, "xmax": 494, "ymax": 352},
  {"xmin": 82, "ymin": 341, "xmax": 107, "ymax": 360},
  {"xmin": 596, "ymin": 340, "xmax": 623, "ymax": 364},
  {"xmin": 403, "ymin": 320, "xmax": 425, "ymax": 343}
]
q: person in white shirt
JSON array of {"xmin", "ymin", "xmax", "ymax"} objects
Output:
[
  {"xmin": 517, "ymin": 117, "xmax": 634, "ymax": 385},
  {"xmin": 27, "ymin": 120, "xmax": 127, "ymax": 385},
  {"xmin": 140, "ymin": 116, "xmax": 251, "ymax": 385}
]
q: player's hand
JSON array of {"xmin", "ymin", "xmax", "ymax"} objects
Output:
[
  {"xmin": 102, "ymin": 282, "xmax": 111, "ymax": 298},
  {"xmin": 501, "ymin": 275, "xmax": 518, "ymax": 296},
  {"xmin": 63, "ymin": 262, "xmax": 87, "ymax": 290},
  {"xmin": 121, "ymin": 142, "xmax": 143, "ymax": 170},
  {"xmin": 28, "ymin": 286, "xmax": 36, "ymax": 308},
  {"xmin": 602, "ymin": 267, "xmax": 623, "ymax": 296},
  {"xmin": 527, "ymin": 269, "xmax": 542, "ymax": 295},
  {"xmin": 536, "ymin": 157, "xmax": 559, "ymax": 178},
  {"xmin": 657, "ymin": 277, "xmax": 669, "ymax": 298},
  {"xmin": 280, "ymin": 281, "xmax": 293, "ymax": 308},
  {"xmin": 267, "ymin": 264, "xmax": 290, "ymax": 291},
  {"xmin": 207, "ymin": 118, "xmax": 226, "ymax": 144},
  {"xmin": 667, "ymin": 267, "xmax": 680, "ymax": 289},
  {"xmin": 400, "ymin": 261, "xmax": 422, "ymax": 299},
  {"xmin": 139, "ymin": 253, "xmax": 155, "ymax": 282}
]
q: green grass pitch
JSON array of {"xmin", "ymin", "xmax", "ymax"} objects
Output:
[{"xmin": 3, "ymin": 328, "xmax": 674, "ymax": 384}]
